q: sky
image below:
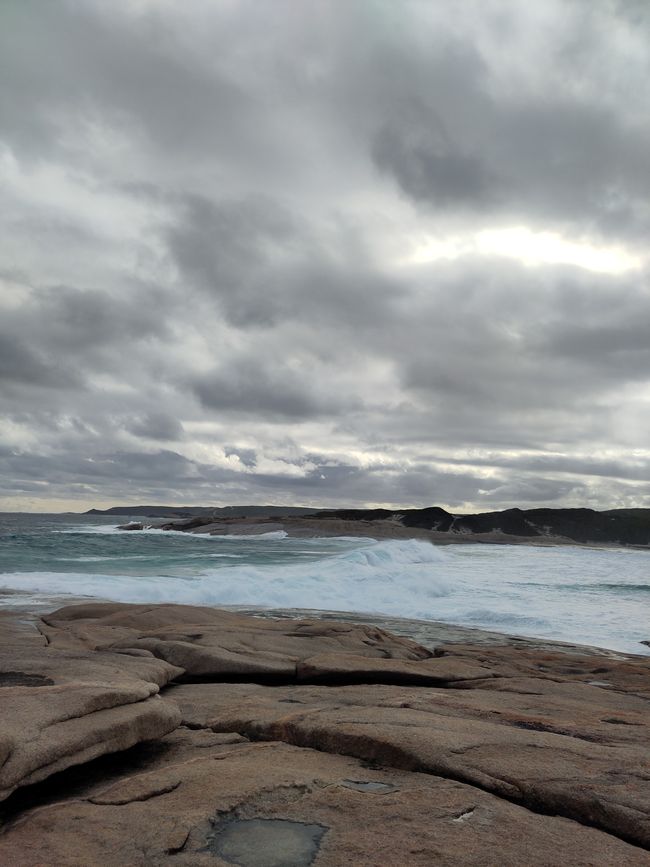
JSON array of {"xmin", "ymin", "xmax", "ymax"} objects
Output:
[{"xmin": 2, "ymin": 0, "xmax": 650, "ymax": 513}]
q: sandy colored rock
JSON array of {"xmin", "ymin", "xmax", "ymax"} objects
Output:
[
  {"xmin": 40, "ymin": 602, "xmax": 436, "ymax": 680},
  {"xmin": 296, "ymin": 651, "xmax": 496, "ymax": 684},
  {"xmin": 168, "ymin": 665, "xmax": 650, "ymax": 849},
  {"xmin": 2, "ymin": 602, "xmax": 649, "ymax": 864},
  {"xmin": 1, "ymin": 733, "xmax": 648, "ymax": 866},
  {"xmin": 0, "ymin": 635, "xmax": 182, "ymax": 802}
]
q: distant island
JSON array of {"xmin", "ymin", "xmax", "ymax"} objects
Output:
[
  {"xmin": 88, "ymin": 504, "xmax": 650, "ymax": 548},
  {"xmin": 86, "ymin": 504, "xmax": 316, "ymax": 518}
]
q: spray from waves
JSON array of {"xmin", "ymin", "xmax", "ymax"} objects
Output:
[
  {"xmin": 54, "ymin": 553, "xmax": 245, "ymax": 562},
  {"xmin": 0, "ymin": 538, "xmax": 451, "ymax": 617},
  {"xmin": 55, "ymin": 525, "xmax": 290, "ymax": 541}
]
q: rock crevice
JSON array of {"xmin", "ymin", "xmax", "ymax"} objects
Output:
[{"xmin": 1, "ymin": 602, "xmax": 649, "ymax": 864}]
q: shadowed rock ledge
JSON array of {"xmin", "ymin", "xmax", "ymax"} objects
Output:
[{"xmin": 0, "ymin": 603, "xmax": 649, "ymax": 865}]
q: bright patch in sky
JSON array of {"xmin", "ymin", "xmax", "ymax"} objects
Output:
[{"xmin": 405, "ymin": 227, "xmax": 643, "ymax": 274}]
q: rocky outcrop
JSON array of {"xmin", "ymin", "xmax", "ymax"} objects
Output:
[
  {"xmin": 125, "ymin": 505, "xmax": 650, "ymax": 547},
  {"xmin": 1, "ymin": 603, "xmax": 649, "ymax": 865},
  {"xmin": 39, "ymin": 603, "xmax": 435, "ymax": 681},
  {"xmin": 313, "ymin": 505, "xmax": 650, "ymax": 546},
  {"xmin": 0, "ymin": 614, "xmax": 182, "ymax": 802},
  {"xmin": 2, "ymin": 733, "xmax": 648, "ymax": 866}
]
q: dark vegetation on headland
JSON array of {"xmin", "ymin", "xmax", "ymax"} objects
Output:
[
  {"xmin": 312, "ymin": 506, "xmax": 650, "ymax": 546},
  {"xmin": 91, "ymin": 504, "xmax": 650, "ymax": 547}
]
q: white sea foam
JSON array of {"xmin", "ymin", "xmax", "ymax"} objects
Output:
[
  {"xmin": 0, "ymin": 538, "xmax": 449, "ymax": 611},
  {"xmin": 56, "ymin": 525, "xmax": 290, "ymax": 541},
  {"xmin": 3, "ymin": 536, "xmax": 649, "ymax": 654}
]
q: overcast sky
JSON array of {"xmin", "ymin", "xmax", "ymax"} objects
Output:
[{"xmin": 2, "ymin": 0, "xmax": 650, "ymax": 512}]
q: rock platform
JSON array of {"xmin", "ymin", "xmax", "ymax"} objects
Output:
[{"xmin": 0, "ymin": 603, "xmax": 649, "ymax": 865}]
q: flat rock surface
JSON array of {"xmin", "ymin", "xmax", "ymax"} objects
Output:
[
  {"xmin": 1, "ymin": 733, "xmax": 648, "ymax": 866},
  {"xmin": 1, "ymin": 602, "xmax": 649, "ymax": 865},
  {"xmin": 0, "ymin": 615, "xmax": 182, "ymax": 802},
  {"xmin": 40, "ymin": 602, "xmax": 436, "ymax": 680}
]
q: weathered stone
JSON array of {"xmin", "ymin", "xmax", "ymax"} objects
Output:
[
  {"xmin": 168, "ymin": 673, "xmax": 650, "ymax": 849},
  {"xmin": 40, "ymin": 603, "xmax": 434, "ymax": 680},
  {"xmin": 1, "ymin": 602, "xmax": 649, "ymax": 864},
  {"xmin": 1, "ymin": 734, "xmax": 648, "ymax": 866},
  {"xmin": 296, "ymin": 651, "xmax": 496, "ymax": 684},
  {"xmin": 0, "ymin": 634, "xmax": 182, "ymax": 802}
]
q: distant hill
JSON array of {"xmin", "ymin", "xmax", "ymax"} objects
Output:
[
  {"xmin": 311, "ymin": 506, "xmax": 650, "ymax": 547},
  {"xmin": 85, "ymin": 505, "xmax": 316, "ymax": 518},
  {"xmin": 96, "ymin": 504, "xmax": 650, "ymax": 547}
]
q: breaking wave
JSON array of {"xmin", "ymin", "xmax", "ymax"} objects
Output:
[{"xmin": 0, "ymin": 538, "xmax": 450, "ymax": 617}]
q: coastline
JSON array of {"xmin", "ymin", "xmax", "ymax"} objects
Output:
[
  {"xmin": 1, "ymin": 600, "xmax": 649, "ymax": 863},
  {"xmin": 3, "ymin": 514, "xmax": 649, "ymax": 656},
  {"xmin": 129, "ymin": 514, "xmax": 650, "ymax": 551},
  {"xmin": 3, "ymin": 600, "xmax": 643, "ymax": 661}
]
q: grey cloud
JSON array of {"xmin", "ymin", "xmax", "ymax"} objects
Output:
[
  {"xmin": 0, "ymin": 0, "xmax": 253, "ymax": 160},
  {"xmin": 2, "ymin": 1, "xmax": 650, "ymax": 510},
  {"xmin": 373, "ymin": 105, "xmax": 498, "ymax": 209},
  {"xmin": 165, "ymin": 192, "xmax": 399, "ymax": 331},
  {"xmin": 191, "ymin": 355, "xmax": 359, "ymax": 421},
  {"xmin": 0, "ymin": 332, "xmax": 79, "ymax": 390},
  {"xmin": 476, "ymin": 476, "xmax": 588, "ymax": 505},
  {"xmin": 352, "ymin": 11, "xmax": 650, "ymax": 238},
  {"xmin": 127, "ymin": 413, "xmax": 184, "ymax": 441},
  {"xmin": 224, "ymin": 447, "xmax": 257, "ymax": 469},
  {"xmin": 394, "ymin": 259, "xmax": 650, "ymax": 414},
  {"xmin": 166, "ymin": 194, "xmax": 297, "ymax": 327}
]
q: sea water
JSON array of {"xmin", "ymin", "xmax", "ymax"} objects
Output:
[{"xmin": 0, "ymin": 513, "xmax": 648, "ymax": 655}]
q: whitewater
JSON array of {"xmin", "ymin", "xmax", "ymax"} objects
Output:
[{"xmin": 0, "ymin": 513, "xmax": 648, "ymax": 655}]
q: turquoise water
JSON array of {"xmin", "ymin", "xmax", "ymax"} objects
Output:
[
  {"xmin": 1, "ymin": 513, "xmax": 649, "ymax": 654},
  {"xmin": 0, "ymin": 513, "xmax": 359, "ymax": 577}
]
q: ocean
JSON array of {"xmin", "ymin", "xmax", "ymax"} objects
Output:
[{"xmin": 0, "ymin": 512, "xmax": 648, "ymax": 655}]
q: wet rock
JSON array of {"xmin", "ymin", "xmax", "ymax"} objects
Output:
[{"xmin": 206, "ymin": 817, "xmax": 327, "ymax": 866}]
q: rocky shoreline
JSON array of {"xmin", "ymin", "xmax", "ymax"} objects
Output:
[
  {"xmin": 118, "ymin": 512, "xmax": 650, "ymax": 550},
  {"xmin": 1, "ymin": 603, "xmax": 649, "ymax": 864}
]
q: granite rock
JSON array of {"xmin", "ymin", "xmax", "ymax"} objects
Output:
[
  {"xmin": 0, "ymin": 622, "xmax": 182, "ymax": 802},
  {"xmin": 1, "ymin": 733, "xmax": 648, "ymax": 866},
  {"xmin": 1, "ymin": 603, "xmax": 649, "ymax": 864}
]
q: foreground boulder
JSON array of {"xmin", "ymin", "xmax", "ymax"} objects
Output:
[
  {"xmin": 39, "ymin": 602, "xmax": 460, "ymax": 682},
  {"xmin": 0, "ymin": 617, "xmax": 182, "ymax": 802},
  {"xmin": 1, "ymin": 730, "xmax": 648, "ymax": 866},
  {"xmin": 1, "ymin": 603, "xmax": 649, "ymax": 864},
  {"xmin": 168, "ymin": 675, "xmax": 650, "ymax": 849}
]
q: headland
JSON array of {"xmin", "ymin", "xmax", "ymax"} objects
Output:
[{"xmin": 111, "ymin": 504, "xmax": 650, "ymax": 549}]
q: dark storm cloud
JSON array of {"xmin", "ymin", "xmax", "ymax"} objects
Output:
[
  {"xmin": 394, "ymin": 259, "xmax": 650, "ymax": 420},
  {"xmin": 166, "ymin": 194, "xmax": 299, "ymax": 327},
  {"xmin": 165, "ymin": 191, "xmax": 400, "ymax": 331},
  {"xmin": 373, "ymin": 94, "xmax": 650, "ymax": 236},
  {"xmin": 0, "ymin": 332, "xmax": 79, "ymax": 389},
  {"xmin": 372, "ymin": 98, "xmax": 499, "ymax": 209},
  {"xmin": 0, "ymin": 0, "xmax": 252, "ymax": 159},
  {"xmin": 127, "ymin": 413, "xmax": 184, "ymax": 442},
  {"xmin": 191, "ymin": 359, "xmax": 356, "ymax": 420},
  {"xmin": 2, "ymin": 0, "xmax": 650, "ymax": 510}
]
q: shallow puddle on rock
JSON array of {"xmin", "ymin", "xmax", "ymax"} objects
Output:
[
  {"xmin": 208, "ymin": 818, "xmax": 327, "ymax": 866},
  {"xmin": 340, "ymin": 779, "xmax": 399, "ymax": 794}
]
